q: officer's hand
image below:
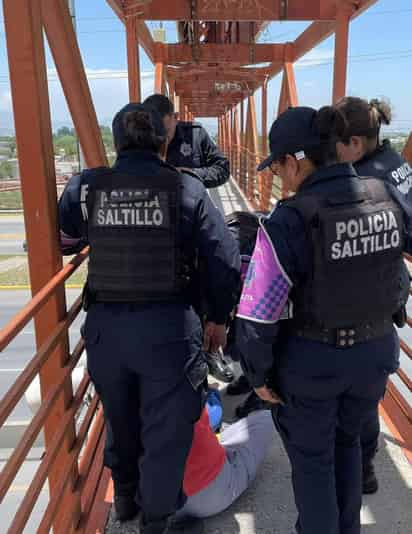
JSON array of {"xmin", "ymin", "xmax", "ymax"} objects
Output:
[
  {"xmin": 254, "ymin": 386, "xmax": 284, "ymax": 405},
  {"xmin": 203, "ymin": 322, "xmax": 227, "ymax": 353},
  {"xmin": 177, "ymin": 167, "xmax": 200, "ymax": 177}
]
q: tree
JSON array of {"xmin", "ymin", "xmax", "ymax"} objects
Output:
[
  {"xmin": 0, "ymin": 160, "xmax": 13, "ymax": 179},
  {"xmin": 100, "ymin": 125, "xmax": 114, "ymax": 153},
  {"xmin": 54, "ymin": 135, "xmax": 77, "ymax": 157},
  {"xmin": 57, "ymin": 126, "xmax": 75, "ymax": 137}
]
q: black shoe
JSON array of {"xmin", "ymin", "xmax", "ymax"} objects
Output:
[
  {"xmin": 140, "ymin": 517, "xmax": 171, "ymax": 534},
  {"xmin": 363, "ymin": 463, "xmax": 379, "ymax": 494},
  {"xmin": 226, "ymin": 375, "xmax": 252, "ymax": 396},
  {"xmin": 235, "ymin": 391, "xmax": 271, "ymax": 419},
  {"xmin": 114, "ymin": 495, "xmax": 139, "ymax": 522},
  {"xmin": 169, "ymin": 517, "xmax": 205, "ymax": 534},
  {"xmin": 203, "ymin": 351, "xmax": 234, "ymax": 383}
]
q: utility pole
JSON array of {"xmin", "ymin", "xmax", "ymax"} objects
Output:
[{"xmin": 67, "ymin": 0, "xmax": 85, "ymax": 171}]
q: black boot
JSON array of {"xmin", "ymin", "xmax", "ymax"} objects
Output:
[
  {"xmin": 114, "ymin": 495, "xmax": 139, "ymax": 522},
  {"xmin": 226, "ymin": 374, "xmax": 252, "ymax": 396},
  {"xmin": 140, "ymin": 517, "xmax": 171, "ymax": 534},
  {"xmin": 169, "ymin": 516, "xmax": 205, "ymax": 533},
  {"xmin": 203, "ymin": 351, "xmax": 234, "ymax": 383},
  {"xmin": 235, "ymin": 391, "xmax": 271, "ymax": 419},
  {"xmin": 363, "ymin": 462, "xmax": 379, "ymax": 494}
]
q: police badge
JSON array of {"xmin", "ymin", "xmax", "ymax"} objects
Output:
[{"xmin": 180, "ymin": 142, "xmax": 193, "ymax": 158}]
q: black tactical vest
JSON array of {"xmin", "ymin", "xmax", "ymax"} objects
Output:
[
  {"xmin": 355, "ymin": 140, "xmax": 412, "ymax": 196},
  {"xmin": 85, "ymin": 166, "xmax": 186, "ymax": 302},
  {"xmin": 285, "ymin": 176, "xmax": 405, "ymax": 330}
]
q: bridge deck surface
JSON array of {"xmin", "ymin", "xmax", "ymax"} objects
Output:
[{"xmin": 105, "ymin": 180, "xmax": 412, "ymax": 534}]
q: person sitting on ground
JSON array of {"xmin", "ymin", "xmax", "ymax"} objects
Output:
[{"xmin": 175, "ymin": 394, "xmax": 275, "ymax": 530}]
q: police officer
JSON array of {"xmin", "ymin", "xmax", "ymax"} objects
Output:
[
  {"xmin": 143, "ymin": 94, "xmax": 230, "ymax": 189},
  {"xmin": 335, "ymin": 96, "xmax": 412, "ymax": 494},
  {"xmin": 236, "ymin": 106, "xmax": 407, "ymax": 534},
  {"xmin": 58, "ymin": 103, "xmax": 240, "ymax": 534}
]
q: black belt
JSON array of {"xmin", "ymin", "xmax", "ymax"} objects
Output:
[{"xmin": 289, "ymin": 319, "xmax": 394, "ymax": 348}]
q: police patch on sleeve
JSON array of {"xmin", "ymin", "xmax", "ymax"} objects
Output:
[
  {"xmin": 180, "ymin": 142, "xmax": 193, "ymax": 158},
  {"xmin": 326, "ymin": 208, "xmax": 403, "ymax": 261},
  {"xmin": 91, "ymin": 188, "xmax": 171, "ymax": 228},
  {"xmin": 237, "ymin": 224, "xmax": 292, "ymax": 324}
]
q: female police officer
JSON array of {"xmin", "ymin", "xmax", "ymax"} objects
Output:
[
  {"xmin": 335, "ymin": 97, "xmax": 412, "ymax": 495},
  {"xmin": 58, "ymin": 102, "xmax": 240, "ymax": 534},
  {"xmin": 236, "ymin": 106, "xmax": 408, "ymax": 534}
]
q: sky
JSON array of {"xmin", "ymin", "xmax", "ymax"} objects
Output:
[{"xmin": 0, "ymin": 0, "xmax": 411, "ymax": 136}]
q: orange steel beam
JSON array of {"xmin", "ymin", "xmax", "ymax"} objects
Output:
[
  {"xmin": 261, "ymin": 78, "xmax": 268, "ymax": 155},
  {"xmin": 277, "ymin": 72, "xmax": 288, "ymax": 117},
  {"xmin": 240, "ymin": 98, "xmax": 245, "ymax": 146},
  {"xmin": 403, "ymin": 133, "xmax": 412, "ymax": 164},
  {"xmin": 175, "ymin": 80, "xmax": 251, "ymax": 92},
  {"xmin": 182, "ymin": 96, "xmax": 244, "ymax": 104},
  {"xmin": 157, "ymin": 43, "xmax": 286, "ymax": 65},
  {"xmin": 3, "ymin": 0, "xmax": 80, "ymax": 528},
  {"xmin": 126, "ymin": 17, "xmax": 141, "ymax": 102},
  {"xmin": 293, "ymin": 0, "xmax": 379, "ymax": 63},
  {"xmin": 123, "ymin": 0, "xmax": 337, "ymax": 21},
  {"xmin": 169, "ymin": 66, "xmax": 273, "ymax": 80},
  {"xmin": 106, "ymin": 0, "xmax": 124, "ymax": 21},
  {"xmin": 42, "ymin": 0, "xmax": 108, "ymax": 169},
  {"xmin": 333, "ymin": 4, "xmax": 352, "ymax": 103},
  {"xmin": 284, "ymin": 62, "xmax": 298, "ymax": 107},
  {"xmin": 136, "ymin": 21, "xmax": 155, "ymax": 64},
  {"xmin": 154, "ymin": 62, "xmax": 166, "ymax": 95}
]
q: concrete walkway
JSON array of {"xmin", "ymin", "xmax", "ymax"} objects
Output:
[{"xmin": 105, "ymin": 180, "xmax": 412, "ymax": 534}]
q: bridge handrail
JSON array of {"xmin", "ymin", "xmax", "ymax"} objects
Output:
[{"xmin": 0, "ymin": 247, "xmax": 101, "ymax": 532}]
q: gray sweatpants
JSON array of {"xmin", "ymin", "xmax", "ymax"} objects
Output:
[{"xmin": 177, "ymin": 410, "xmax": 275, "ymax": 519}]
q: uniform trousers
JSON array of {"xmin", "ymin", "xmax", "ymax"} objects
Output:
[{"xmin": 84, "ymin": 302, "xmax": 205, "ymax": 523}]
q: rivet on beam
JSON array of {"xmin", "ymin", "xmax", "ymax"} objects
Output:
[{"xmin": 280, "ymin": 0, "xmax": 288, "ymax": 20}]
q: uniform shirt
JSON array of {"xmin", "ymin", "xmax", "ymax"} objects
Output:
[
  {"xmin": 236, "ymin": 163, "xmax": 407, "ymax": 388},
  {"xmin": 58, "ymin": 149, "xmax": 240, "ymax": 324},
  {"xmin": 355, "ymin": 140, "xmax": 412, "ymax": 251},
  {"xmin": 183, "ymin": 408, "xmax": 226, "ymax": 497},
  {"xmin": 167, "ymin": 122, "xmax": 229, "ymax": 189}
]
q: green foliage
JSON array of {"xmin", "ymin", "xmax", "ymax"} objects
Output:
[
  {"xmin": 0, "ymin": 160, "xmax": 13, "ymax": 179},
  {"xmin": 0, "ymin": 136, "xmax": 16, "ymax": 158},
  {"xmin": 100, "ymin": 125, "xmax": 114, "ymax": 154},
  {"xmin": 50, "ymin": 125, "xmax": 114, "ymax": 159},
  {"xmin": 0, "ymin": 190, "xmax": 22, "ymax": 209},
  {"xmin": 57, "ymin": 126, "xmax": 75, "ymax": 137},
  {"xmin": 53, "ymin": 134, "xmax": 78, "ymax": 157}
]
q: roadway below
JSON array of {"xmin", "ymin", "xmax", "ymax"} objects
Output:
[
  {"xmin": 0, "ymin": 289, "xmax": 85, "ymax": 423},
  {"xmin": 0, "ymin": 214, "xmax": 26, "ymax": 255}
]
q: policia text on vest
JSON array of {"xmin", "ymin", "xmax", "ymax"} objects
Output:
[
  {"xmin": 91, "ymin": 189, "xmax": 169, "ymax": 228},
  {"xmin": 329, "ymin": 209, "xmax": 401, "ymax": 260}
]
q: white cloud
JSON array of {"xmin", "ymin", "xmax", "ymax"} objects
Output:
[
  {"xmin": 296, "ymin": 49, "xmax": 334, "ymax": 69},
  {"xmin": 44, "ymin": 67, "xmax": 156, "ymax": 126},
  {"xmin": 0, "ymin": 90, "xmax": 12, "ymax": 111}
]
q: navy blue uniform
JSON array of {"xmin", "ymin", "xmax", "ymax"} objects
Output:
[
  {"xmin": 59, "ymin": 149, "xmax": 240, "ymax": 522},
  {"xmin": 167, "ymin": 122, "xmax": 229, "ymax": 189},
  {"xmin": 237, "ymin": 163, "xmax": 409, "ymax": 534},
  {"xmin": 354, "ymin": 140, "xmax": 412, "ymax": 472}
]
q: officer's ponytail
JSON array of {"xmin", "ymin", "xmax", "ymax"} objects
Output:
[
  {"xmin": 302, "ymin": 106, "xmax": 347, "ymax": 166},
  {"xmin": 335, "ymin": 96, "xmax": 392, "ymax": 141},
  {"xmin": 369, "ymin": 99, "xmax": 392, "ymax": 127},
  {"xmin": 123, "ymin": 110, "xmax": 167, "ymax": 153}
]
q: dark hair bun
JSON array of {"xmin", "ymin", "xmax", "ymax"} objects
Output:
[
  {"xmin": 316, "ymin": 105, "xmax": 348, "ymax": 140},
  {"xmin": 124, "ymin": 110, "xmax": 154, "ymax": 137},
  {"xmin": 369, "ymin": 98, "xmax": 392, "ymax": 125}
]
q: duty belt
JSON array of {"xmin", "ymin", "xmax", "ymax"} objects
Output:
[{"xmin": 289, "ymin": 319, "xmax": 393, "ymax": 348}]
